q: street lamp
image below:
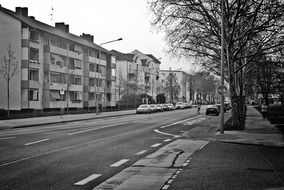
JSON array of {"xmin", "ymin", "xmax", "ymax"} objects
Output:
[
  {"xmin": 96, "ymin": 38, "xmax": 123, "ymax": 115},
  {"xmin": 220, "ymin": 0, "xmax": 225, "ymax": 134}
]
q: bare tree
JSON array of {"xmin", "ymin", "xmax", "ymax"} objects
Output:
[
  {"xmin": 149, "ymin": 0, "xmax": 284, "ymax": 128},
  {"xmin": 0, "ymin": 45, "xmax": 19, "ymax": 118}
]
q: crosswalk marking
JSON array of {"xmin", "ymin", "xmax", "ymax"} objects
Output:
[
  {"xmin": 74, "ymin": 174, "xmax": 101, "ymax": 185},
  {"xmin": 110, "ymin": 159, "xmax": 129, "ymax": 167}
]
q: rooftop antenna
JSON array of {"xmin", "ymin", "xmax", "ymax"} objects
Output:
[{"xmin": 49, "ymin": 6, "xmax": 54, "ymax": 26}]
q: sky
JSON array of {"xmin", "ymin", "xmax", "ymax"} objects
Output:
[{"xmin": 0, "ymin": 0, "xmax": 197, "ymax": 72}]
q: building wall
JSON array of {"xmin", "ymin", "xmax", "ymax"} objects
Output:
[{"xmin": 0, "ymin": 11, "xmax": 22, "ymax": 110}]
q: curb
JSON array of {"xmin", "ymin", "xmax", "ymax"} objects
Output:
[{"xmin": 1, "ymin": 112, "xmax": 136, "ymax": 129}]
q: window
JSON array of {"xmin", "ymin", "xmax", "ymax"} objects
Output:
[
  {"xmin": 30, "ymin": 30, "xmax": 39, "ymax": 43},
  {"xmin": 30, "ymin": 48, "xmax": 39, "ymax": 63},
  {"xmin": 50, "ymin": 90, "xmax": 62, "ymax": 101},
  {"xmin": 101, "ymin": 65, "xmax": 106, "ymax": 76},
  {"xmin": 60, "ymin": 73, "xmax": 66, "ymax": 83},
  {"xmin": 89, "ymin": 77, "xmax": 96, "ymax": 86},
  {"xmin": 89, "ymin": 63, "xmax": 95, "ymax": 72},
  {"xmin": 89, "ymin": 92, "xmax": 95, "ymax": 101},
  {"xmin": 69, "ymin": 58, "xmax": 75, "ymax": 70},
  {"xmin": 96, "ymin": 64, "xmax": 100, "ymax": 73},
  {"xmin": 107, "ymin": 93, "xmax": 111, "ymax": 101},
  {"xmin": 29, "ymin": 69, "xmax": 39, "ymax": 81},
  {"xmin": 74, "ymin": 76, "xmax": 81, "ymax": 85},
  {"xmin": 50, "ymin": 54, "xmax": 65, "ymax": 66},
  {"xmin": 69, "ymin": 91, "xmax": 82, "ymax": 102},
  {"xmin": 50, "ymin": 72, "xmax": 60, "ymax": 83},
  {"xmin": 74, "ymin": 59, "xmax": 82, "ymax": 69},
  {"xmin": 29, "ymin": 89, "xmax": 39, "ymax": 101},
  {"xmin": 98, "ymin": 79, "xmax": 102, "ymax": 87}
]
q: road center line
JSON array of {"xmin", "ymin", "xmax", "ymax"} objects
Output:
[
  {"xmin": 151, "ymin": 143, "xmax": 162, "ymax": 148},
  {"xmin": 110, "ymin": 159, "xmax": 129, "ymax": 167},
  {"xmin": 68, "ymin": 122, "xmax": 128, "ymax": 136},
  {"xmin": 24, "ymin": 138, "xmax": 50, "ymax": 146},
  {"xmin": 135, "ymin": 150, "xmax": 147, "ymax": 155},
  {"xmin": 0, "ymin": 136, "xmax": 16, "ymax": 140},
  {"xmin": 160, "ymin": 115, "xmax": 202, "ymax": 128},
  {"xmin": 74, "ymin": 174, "xmax": 102, "ymax": 186}
]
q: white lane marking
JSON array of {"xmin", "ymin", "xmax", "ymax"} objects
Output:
[
  {"xmin": 154, "ymin": 129, "xmax": 181, "ymax": 138},
  {"xmin": 164, "ymin": 139, "xmax": 172, "ymax": 142},
  {"xmin": 168, "ymin": 179, "xmax": 174, "ymax": 184},
  {"xmin": 74, "ymin": 174, "xmax": 101, "ymax": 186},
  {"xmin": 0, "ymin": 130, "xmax": 136, "ymax": 167},
  {"xmin": 68, "ymin": 122, "xmax": 128, "ymax": 136},
  {"xmin": 0, "ymin": 136, "xmax": 16, "ymax": 140},
  {"xmin": 24, "ymin": 138, "xmax": 50, "ymax": 146},
  {"xmin": 162, "ymin": 184, "xmax": 170, "ymax": 189},
  {"xmin": 198, "ymin": 141, "xmax": 209, "ymax": 151},
  {"xmin": 135, "ymin": 150, "xmax": 147, "ymax": 155},
  {"xmin": 151, "ymin": 143, "xmax": 162, "ymax": 148},
  {"xmin": 110, "ymin": 159, "xmax": 129, "ymax": 167},
  {"xmin": 160, "ymin": 115, "xmax": 202, "ymax": 128}
]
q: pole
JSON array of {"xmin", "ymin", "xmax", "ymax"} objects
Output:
[{"xmin": 220, "ymin": 0, "xmax": 225, "ymax": 134}]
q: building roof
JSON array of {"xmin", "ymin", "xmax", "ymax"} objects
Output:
[
  {"xmin": 0, "ymin": 5, "xmax": 112, "ymax": 55},
  {"xmin": 110, "ymin": 50, "xmax": 135, "ymax": 62},
  {"xmin": 146, "ymin": 54, "xmax": 161, "ymax": 64}
]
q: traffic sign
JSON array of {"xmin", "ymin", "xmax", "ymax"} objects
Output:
[
  {"xmin": 218, "ymin": 85, "xmax": 227, "ymax": 95},
  {"xmin": 60, "ymin": 89, "xmax": 65, "ymax": 95}
]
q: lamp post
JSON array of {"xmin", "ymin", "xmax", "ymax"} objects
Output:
[
  {"xmin": 220, "ymin": 0, "xmax": 225, "ymax": 134},
  {"xmin": 96, "ymin": 38, "xmax": 123, "ymax": 115}
]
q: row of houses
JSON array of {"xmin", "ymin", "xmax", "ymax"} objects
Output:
[{"xmin": 0, "ymin": 5, "xmax": 195, "ymax": 112}]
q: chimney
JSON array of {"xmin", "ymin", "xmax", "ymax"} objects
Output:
[
  {"xmin": 55, "ymin": 22, "xmax": 69, "ymax": 33},
  {"xmin": 15, "ymin": 7, "xmax": 28, "ymax": 17},
  {"xmin": 81, "ymin": 33, "xmax": 94, "ymax": 42}
]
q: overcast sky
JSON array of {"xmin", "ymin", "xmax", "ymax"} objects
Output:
[{"xmin": 1, "ymin": 0, "xmax": 197, "ymax": 71}]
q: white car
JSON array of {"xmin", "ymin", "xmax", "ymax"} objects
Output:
[
  {"xmin": 175, "ymin": 102, "xmax": 185, "ymax": 109},
  {"xmin": 136, "ymin": 104, "xmax": 151, "ymax": 114}
]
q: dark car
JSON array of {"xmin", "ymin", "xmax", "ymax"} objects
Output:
[{"xmin": 205, "ymin": 105, "xmax": 220, "ymax": 116}]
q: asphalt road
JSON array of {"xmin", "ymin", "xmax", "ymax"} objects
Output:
[{"xmin": 0, "ymin": 108, "xmax": 211, "ymax": 190}]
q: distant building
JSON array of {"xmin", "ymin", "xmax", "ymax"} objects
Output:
[
  {"xmin": 0, "ymin": 6, "xmax": 116, "ymax": 112},
  {"xmin": 111, "ymin": 49, "xmax": 161, "ymax": 104},
  {"xmin": 159, "ymin": 70, "xmax": 193, "ymax": 103}
]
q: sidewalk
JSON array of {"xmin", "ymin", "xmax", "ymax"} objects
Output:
[
  {"xmin": 93, "ymin": 106, "xmax": 284, "ymax": 190},
  {"xmin": 0, "ymin": 110, "xmax": 136, "ymax": 130},
  {"xmin": 213, "ymin": 106, "xmax": 284, "ymax": 147}
]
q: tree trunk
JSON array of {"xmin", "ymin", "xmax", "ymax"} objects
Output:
[{"xmin": 7, "ymin": 79, "xmax": 10, "ymax": 118}]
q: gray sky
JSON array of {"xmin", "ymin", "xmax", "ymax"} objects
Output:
[{"xmin": 1, "ymin": 0, "xmax": 196, "ymax": 71}]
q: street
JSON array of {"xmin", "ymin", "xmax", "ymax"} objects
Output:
[{"xmin": 0, "ymin": 108, "xmax": 209, "ymax": 190}]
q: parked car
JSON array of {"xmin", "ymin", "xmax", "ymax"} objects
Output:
[
  {"xmin": 149, "ymin": 104, "xmax": 157, "ymax": 112},
  {"xmin": 205, "ymin": 105, "xmax": 220, "ymax": 116},
  {"xmin": 175, "ymin": 102, "xmax": 185, "ymax": 109},
  {"xmin": 167, "ymin": 103, "xmax": 175, "ymax": 111},
  {"xmin": 161, "ymin": 104, "xmax": 169, "ymax": 111},
  {"xmin": 156, "ymin": 104, "xmax": 164, "ymax": 112},
  {"xmin": 136, "ymin": 104, "xmax": 151, "ymax": 114}
]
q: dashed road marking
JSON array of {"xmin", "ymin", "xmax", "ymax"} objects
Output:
[
  {"xmin": 164, "ymin": 139, "xmax": 172, "ymax": 142},
  {"xmin": 24, "ymin": 138, "xmax": 50, "ymax": 146},
  {"xmin": 154, "ymin": 129, "xmax": 181, "ymax": 138},
  {"xmin": 74, "ymin": 174, "xmax": 101, "ymax": 185},
  {"xmin": 110, "ymin": 159, "xmax": 129, "ymax": 167},
  {"xmin": 160, "ymin": 115, "xmax": 202, "ymax": 129},
  {"xmin": 135, "ymin": 150, "xmax": 147, "ymax": 155},
  {"xmin": 151, "ymin": 143, "xmax": 162, "ymax": 148},
  {"xmin": 162, "ymin": 184, "xmax": 170, "ymax": 189},
  {"xmin": 0, "ymin": 136, "xmax": 15, "ymax": 140}
]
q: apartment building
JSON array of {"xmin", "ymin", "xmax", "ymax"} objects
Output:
[
  {"xmin": 110, "ymin": 49, "xmax": 161, "ymax": 103},
  {"xmin": 0, "ymin": 6, "xmax": 116, "ymax": 112},
  {"xmin": 159, "ymin": 70, "xmax": 192, "ymax": 103}
]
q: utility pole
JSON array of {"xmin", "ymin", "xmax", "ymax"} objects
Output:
[
  {"xmin": 169, "ymin": 67, "xmax": 173, "ymax": 104},
  {"xmin": 220, "ymin": 0, "xmax": 225, "ymax": 134}
]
